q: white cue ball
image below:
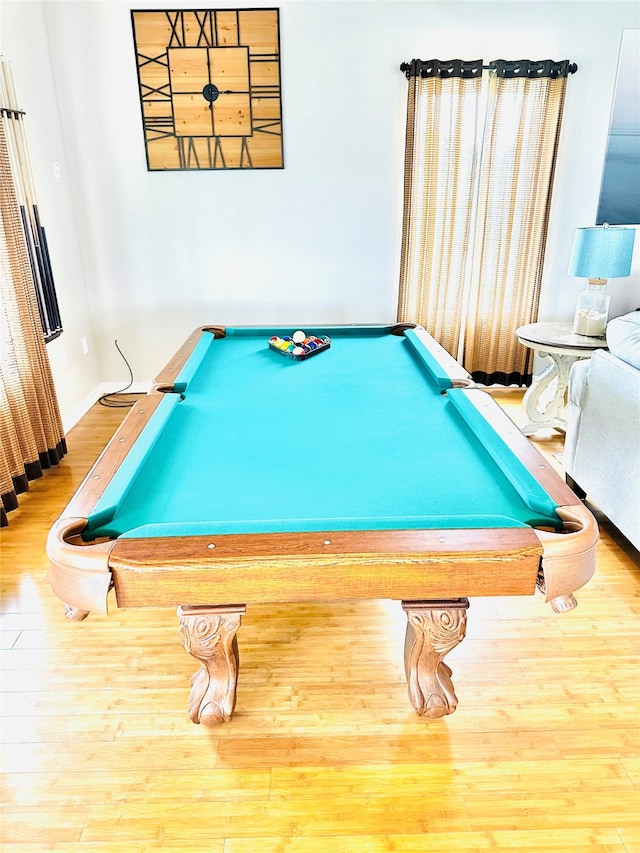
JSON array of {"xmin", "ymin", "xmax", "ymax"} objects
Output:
[{"xmin": 292, "ymin": 330, "xmax": 306, "ymax": 344}]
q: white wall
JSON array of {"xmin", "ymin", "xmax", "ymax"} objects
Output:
[{"xmin": 2, "ymin": 0, "xmax": 639, "ymax": 429}]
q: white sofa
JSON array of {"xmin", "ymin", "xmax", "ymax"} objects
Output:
[{"xmin": 564, "ymin": 311, "xmax": 640, "ymax": 551}]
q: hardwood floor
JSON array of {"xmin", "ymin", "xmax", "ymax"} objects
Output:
[{"xmin": 1, "ymin": 391, "xmax": 639, "ymax": 852}]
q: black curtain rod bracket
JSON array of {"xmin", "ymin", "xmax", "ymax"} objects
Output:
[
  {"xmin": 0, "ymin": 106, "xmax": 26, "ymax": 117},
  {"xmin": 400, "ymin": 59, "xmax": 577, "ymax": 80},
  {"xmin": 400, "ymin": 59, "xmax": 483, "ymax": 79}
]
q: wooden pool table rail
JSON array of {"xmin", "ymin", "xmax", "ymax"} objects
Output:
[
  {"xmin": 460, "ymin": 390, "xmax": 598, "ymax": 609},
  {"xmin": 47, "ymin": 502, "xmax": 596, "ymax": 618}
]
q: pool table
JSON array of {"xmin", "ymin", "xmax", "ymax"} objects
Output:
[{"xmin": 48, "ymin": 324, "xmax": 598, "ymax": 725}]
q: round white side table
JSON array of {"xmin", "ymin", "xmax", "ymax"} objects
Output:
[{"xmin": 516, "ymin": 322, "xmax": 607, "ymax": 436}]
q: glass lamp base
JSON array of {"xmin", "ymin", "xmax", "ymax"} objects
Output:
[{"xmin": 572, "ymin": 282, "xmax": 610, "ymax": 338}]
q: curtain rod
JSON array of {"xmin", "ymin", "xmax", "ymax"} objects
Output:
[{"xmin": 400, "ymin": 59, "xmax": 578, "ymax": 80}]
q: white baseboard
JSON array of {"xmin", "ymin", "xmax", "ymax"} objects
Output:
[{"xmin": 62, "ymin": 381, "xmax": 151, "ymax": 433}]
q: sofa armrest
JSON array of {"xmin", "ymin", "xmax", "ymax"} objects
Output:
[
  {"xmin": 564, "ymin": 358, "xmax": 592, "ymax": 475},
  {"xmin": 606, "ymin": 310, "xmax": 640, "ymax": 369},
  {"xmin": 565, "ymin": 349, "xmax": 640, "ymax": 549}
]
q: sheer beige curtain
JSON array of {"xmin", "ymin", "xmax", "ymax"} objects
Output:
[
  {"xmin": 398, "ymin": 62, "xmax": 484, "ymax": 363},
  {"xmin": 1, "ymin": 61, "xmax": 66, "ymax": 526},
  {"xmin": 397, "ymin": 59, "xmax": 573, "ymax": 385}
]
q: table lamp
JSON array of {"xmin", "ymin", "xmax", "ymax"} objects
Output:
[{"xmin": 568, "ymin": 223, "xmax": 635, "ymax": 337}]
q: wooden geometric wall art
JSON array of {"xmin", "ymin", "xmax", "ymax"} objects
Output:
[{"xmin": 131, "ymin": 8, "xmax": 284, "ymax": 170}]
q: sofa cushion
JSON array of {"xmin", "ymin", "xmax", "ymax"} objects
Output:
[{"xmin": 606, "ymin": 310, "xmax": 640, "ymax": 370}]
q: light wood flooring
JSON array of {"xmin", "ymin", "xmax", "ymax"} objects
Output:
[{"xmin": 1, "ymin": 390, "xmax": 639, "ymax": 852}]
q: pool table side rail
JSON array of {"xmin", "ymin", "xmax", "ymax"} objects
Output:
[
  {"xmin": 153, "ymin": 326, "xmax": 225, "ymax": 392},
  {"xmin": 405, "ymin": 327, "xmax": 473, "ymax": 389},
  {"xmin": 459, "ymin": 390, "xmax": 598, "ymax": 605},
  {"xmin": 458, "ymin": 390, "xmax": 580, "ymax": 508},
  {"xmin": 61, "ymin": 393, "xmax": 168, "ymax": 521},
  {"xmin": 47, "ymin": 392, "xmax": 173, "ymax": 617}
]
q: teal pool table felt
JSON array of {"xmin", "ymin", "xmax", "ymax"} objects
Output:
[{"xmin": 86, "ymin": 326, "xmax": 562, "ymax": 539}]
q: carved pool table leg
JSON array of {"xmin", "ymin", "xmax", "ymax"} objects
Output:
[
  {"xmin": 401, "ymin": 599, "xmax": 469, "ymax": 719},
  {"xmin": 548, "ymin": 593, "xmax": 578, "ymax": 613},
  {"xmin": 63, "ymin": 603, "xmax": 90, "ymax": 622},
  {"xmin": 177, "ymin": 604, "xmax": 246, "ymax": 726},
  {"xmin": 535, "ymin": 560, "xmax": 579, "ymax": 613}
]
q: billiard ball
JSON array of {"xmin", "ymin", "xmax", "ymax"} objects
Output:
[{"xmin": 292, "ymin": 330, "xmax": 306, "ymax": 344}]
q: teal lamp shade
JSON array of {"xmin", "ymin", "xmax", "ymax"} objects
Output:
[
  {"xmin": 568, "ymin": 225, "xmax": 635, "ymax": 279},
  {"xmin": 570, "ymin": 225, "xmax": 636, "ymax": 337}
]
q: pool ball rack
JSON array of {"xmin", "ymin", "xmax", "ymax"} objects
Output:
[{"xmin": 268, "ymin": 333, "xmax": 331, "ymax": 361}]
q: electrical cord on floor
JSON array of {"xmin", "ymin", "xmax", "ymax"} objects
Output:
[{"xmin": 98, "ymin": 339, "xmax": 138, "ymax": 408}]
